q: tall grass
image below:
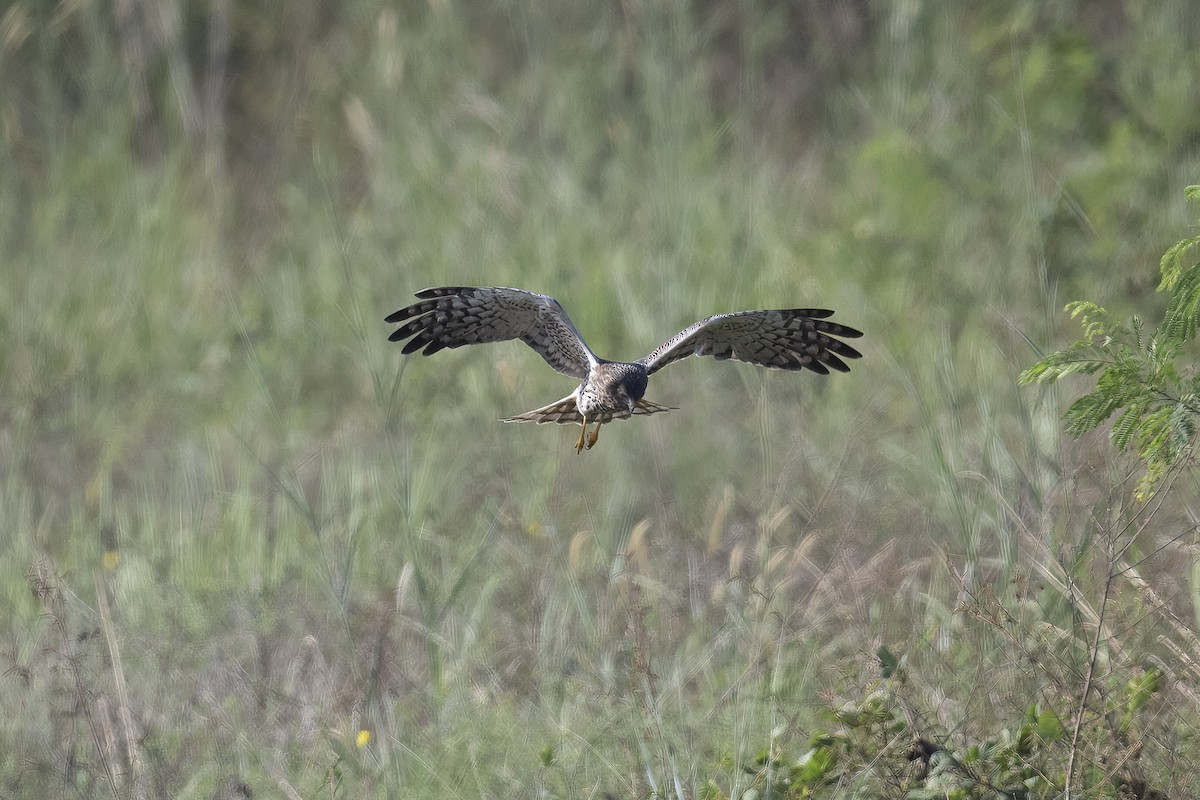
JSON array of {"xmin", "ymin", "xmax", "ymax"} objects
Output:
[{"xmin": 3, "ymin": 0, "xmax": 1200, "ymax": 796}]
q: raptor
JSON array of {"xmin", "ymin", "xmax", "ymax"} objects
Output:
[{"xmin": 386, "ymin": 286, "xmax": 862, "ymax": 453}]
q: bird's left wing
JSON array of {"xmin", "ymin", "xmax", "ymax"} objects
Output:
[
  {"xmin": 386, "ymin": 287, "xmax": 599, "ymax": 379},
  {"xmin": 637, "ymin": 309, "xmax": 862, "ymax": 376}
]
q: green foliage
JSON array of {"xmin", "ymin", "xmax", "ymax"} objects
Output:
[
  {"xmin": 1113, "ymin": 667, "xmax": 1166, "ymax": 739},
  {"xmin": 876, "ymin": 644, "xmax": 902, "ymax": 679},
  {"xmin": 1158, "ymin": 185, "xmax": 1200, "ymax": 292},
  {"xmin": 727, "ymin": 681, "xmax": 1061, "ymax": 798},
  {"xmin": 720, "ymin": 666, "xmax": 1164, "ymax": 800},
  {"xmin": 1020, "ymin": 187, "xmax": 1200, "ymax": 496}
]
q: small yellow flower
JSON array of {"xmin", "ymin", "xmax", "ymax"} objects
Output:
[
  {"xmin": 356, "ymin": 729, "xmax": 371, "ymax": 748},
  {"xmin": 102, "ymin": 551, "xmax": 120, "ymax": 571}
]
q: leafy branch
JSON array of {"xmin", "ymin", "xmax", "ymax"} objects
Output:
[{"xmin": 1020, "ymin": 185, "xmax": 1200, "ymax": 497}]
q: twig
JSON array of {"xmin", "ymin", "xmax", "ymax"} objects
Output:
[
  {"xmin": 28, "ymin": 561, "xmax": 121, "ymax": 798},
  {"xmin": 1065, "ymin": 536, "xmax": 1116, "ymax": 798},
  {"xmin": 96, "ymin": 571, "xmax": 140, "ymax": 777}
]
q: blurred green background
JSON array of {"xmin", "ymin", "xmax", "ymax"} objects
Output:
[{"xmin": 3, "ymin": 0, "xmax": 1200, "ymax": 796}]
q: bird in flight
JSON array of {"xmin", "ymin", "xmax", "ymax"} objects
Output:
[{"xmin": 386, "ymin": 286, "xmax": 862, "ymax": 453}]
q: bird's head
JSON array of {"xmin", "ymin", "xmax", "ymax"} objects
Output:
[{"xmin": 618, "ymin": 367, "xmax": 648, "ymax": 410}]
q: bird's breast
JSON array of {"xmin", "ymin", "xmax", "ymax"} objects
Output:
[{"xmin": 576, "ymin": 385, "xmax": 605, "ymax": 415}]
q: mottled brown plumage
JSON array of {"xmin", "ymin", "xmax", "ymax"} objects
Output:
[{"xmin": 386, "ymin": 286, "xmax": 862, "ymax": 453}]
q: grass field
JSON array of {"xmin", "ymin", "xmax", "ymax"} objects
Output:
[{"xmin": 4, "ymin": 1, "xmax": 1200, "ymax": 797}]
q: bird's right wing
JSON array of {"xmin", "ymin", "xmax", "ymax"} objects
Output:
[
  {"xmin": 386, "ymin": 287, "xmax": 599, "ymax": 379},
  {"xmin": 637, "ymin": 309, "xmax": 862, "ymax": 376}
]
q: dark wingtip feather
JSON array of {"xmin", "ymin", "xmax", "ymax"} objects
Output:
[
  {"xmin": 796, "ymin": 309, "xmax": 862, "ymax": 338},
  {"xmin": 400, "ymin": 334, "xmax": 429, "ymax": 355},
  {"xmin": 822, "ymin": 338, "xmax": 863, "ymax": 360},
  {"xmin": 414, "ymin": 286, "xmax": 471, "ymax": 299},
  {"xmin": 820, "ymin": 352, "xmax": 851, "ymax": 373}
]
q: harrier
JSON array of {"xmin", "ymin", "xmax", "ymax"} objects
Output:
[{"xmin": 386, "ymin": 286, "xmax": 862, "ymax": 453}]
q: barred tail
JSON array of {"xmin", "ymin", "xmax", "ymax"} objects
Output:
[
  {"xmin": 501, "ymin": 395, "xmax": 675, "ymax": 425},
  {"xmin": 501, "ymin": 394, "xmax": 582, "ymax": 425},
  {"xmin": 629, "ymin": 398, "xmax": 675, "ymax": 418}
]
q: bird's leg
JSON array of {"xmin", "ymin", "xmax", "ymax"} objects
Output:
[
  {"xmin": 586, "ymin": 420, "xmax": 602, "ymax": 450},
  {"xmin": 575, "ymin": 416, "xmax": 588, "ymax": 454}
]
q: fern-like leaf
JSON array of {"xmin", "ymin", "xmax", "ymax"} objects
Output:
[
  {"xmin": 1025, "ymin": 186, "xmax": 1200, "ymax": 498},
  {"xmin": 1018, "ymin": 354, "xmax": 1110, "ymax": 385},
  {"xmin": 1062, "ymin": 391, "xmax": 1123, "ymax": 436},
  {"xmin": 1163, "ymin": 265, "xmax": 1200, "ymax": 342},
  {"xmin": 1111, "ymin": 406, "xmax": 1142, "ymax": 451}
]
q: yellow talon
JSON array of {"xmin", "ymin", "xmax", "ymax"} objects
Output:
[
  {"xmin": 585, "ymin": 421, "xmax": 602, "ymax": 450},
  {"xmin": 575, "ymin": 417, "xmax": 588, "ymax": 454}
]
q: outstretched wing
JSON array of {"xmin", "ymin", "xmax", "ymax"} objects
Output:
[
  {"xmin": 637, "ymin": 309, "xmax": 862, "ymax": 376},
  {"xmin": 385, "ymin": 287, "xmax": 599, "ymax": 379}
]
